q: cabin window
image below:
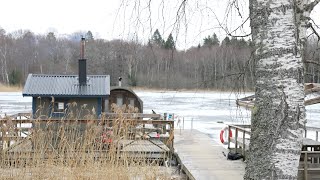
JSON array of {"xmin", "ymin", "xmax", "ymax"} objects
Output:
[
  {"xmin": 54, "ymin": 102, "xmax": 64, "ymax": 112},
  {"xmin": 116, "ymin": 97, "xmax": 123, "ymax": 106},
  {"xmin": 129, "ymin": 99, "xmax": 135, "ymax": 107}
]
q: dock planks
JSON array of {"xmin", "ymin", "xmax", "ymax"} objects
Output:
[{"xmin": 174, "ymin": 129, "xmax": 245, "ymax": 180}]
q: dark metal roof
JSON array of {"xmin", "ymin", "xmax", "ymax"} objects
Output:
[{"xmin": 23, "ymin": 74, "xmax": 110, "ymax": 97}]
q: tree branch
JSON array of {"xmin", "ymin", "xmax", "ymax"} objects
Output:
[
  {"xmin": 304, "ymin": 59, "xmax": 320, "ymax": 66},
  {"xmin": 201, "ymin": 6, "xmax": 251, "ymax": 38},
  {"xmin": 227, "ymin": 33, "xmax": 252, "ymax": 38},
  {"xmin": 305, "ymin": 0, "xmax": 320, "ymax": 12},
  {"xmin": 308, "ymin": 23, "xmax": 320, "ymax": 41}
]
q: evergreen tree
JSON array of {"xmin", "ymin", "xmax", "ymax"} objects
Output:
[
  {"xmin": 86, "ymin": 31, "xmax": 94, "ymax": 41},
  {"xmin": 203, "ymin": 33, "xmax": 219, "ymax": 46},
  {"xmin": 221, "ymin": 37, "xmax": 231, "ymax": 46},
  {"xmin": 212, "ymin": 33, "xmax": 219, "ymax": 45},
  {"xmin": 238, "ymin": 38, "xmax": 248, "ymax": 47},
  {"xmin": 46, "ymin": 32, "xmax": 56, "ymax": 41},
  {"xmin": 203, "ymin": 35, "xmax": 212, "ymax": 46},
  {"xmin": 164, "ymin": 33, "xmax": 175, "ymax": 49},
  {"xmin": 230, "ymin": 37, "xmax": 238, "ymax": 46},
  {"xmin": 151, "ymin": 29, "xmax": 164, "ymax": 47},
  {"xmin": 248, "ymin": 39, "xmax": 254, "ymax": 47}
]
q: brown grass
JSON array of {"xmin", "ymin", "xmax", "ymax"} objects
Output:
[
  {"xmin": 0, "ymin": 105, "xmax": 182, "ymax": 179},
  {"xmin": 0, "ymin": 84, "xmax": 22, "ymax": 92}
]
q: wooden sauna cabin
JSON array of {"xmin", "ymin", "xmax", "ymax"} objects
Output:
[
  {"xmin": 108, "ymin": 86, "xmax": 143, "ymax": 113},
  {"xmin": 22, "ymin": 38, "xmax": 110, "ymax": 119}
]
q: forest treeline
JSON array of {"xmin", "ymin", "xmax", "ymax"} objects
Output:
[{"xmin": 0, "ymin": 28, "xmax": 318, "ymax": 90}]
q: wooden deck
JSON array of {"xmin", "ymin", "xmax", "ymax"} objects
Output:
[
  {"xmin": 1, "ymin": 138, "xmax": 170, "ymax": 162},
  {"xmin": 118, "ymin": 139, "xmax": 170, "ymax": 159},
  {"xmin": 174, "ymin": 129, "xmax": 245, "ymax": 180}
]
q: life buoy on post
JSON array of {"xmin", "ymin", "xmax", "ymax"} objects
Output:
[{"xmin": 220, "ymin": 126, "xmax": 232, "ymax": 144}]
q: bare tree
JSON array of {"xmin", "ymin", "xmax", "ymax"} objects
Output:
[{"xmin": 0, "ymin": 29, "xmax": 10, "ymax": 84}]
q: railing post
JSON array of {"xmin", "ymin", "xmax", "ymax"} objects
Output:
[
  {"xmin": 305, "ymin": 129, "xmax": 307, "ymax": 138},
  {"xmin": 228, "ymin": 125, "xmax": 231, "ymax": 149},
  {"xmin": 242, "ymin": 130, "xmax": 245, "ymax": 160},
  {"xmin": 183, "ymin": 117, "xmax": 184, "ymax": 130},
  {"xmin": 304, "ymin": 152, "xmax": 308, "ymax": 180},
  {"xmin": 179, "ymin": 120, "xmax": 181, "ymax": 135},
  {"xmin": 191, "ymin": 118, "xmax": 193, "ymax": 131},
  {"xmin": 19, "ymin": 115, "xmax": 22, "ymax": 137},
  {"xmin": 235, "ymin": 128, "xmax": 238, "ymax": 153},
  {"xmin": 171, "ymin": 121, "xmax": 174, "ymax": 150},
  {"xmin": 316, "ymin": 131, "xmax": 319, "ymax": 142}
]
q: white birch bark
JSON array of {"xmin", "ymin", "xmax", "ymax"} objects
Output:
[
  {"xmin": 0, "ymin": 43, "xmax": 9, "ymax": 84},
  {"xmin": 244, "ymin": 0, "xmax": 319, "ymax": 179}
]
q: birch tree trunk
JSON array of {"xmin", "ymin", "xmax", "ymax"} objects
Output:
[
  {"xmin": 0, "ymin": 43, "xmax": 9, "ymax": 84},
  {"xmin": 245, "ymin": 0, "xmax": 319, "ymax": 179}
]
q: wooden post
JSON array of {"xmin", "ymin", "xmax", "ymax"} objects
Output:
[
  {"xmin": 304, "ymin": 152, "xmax": 308, "ymax": 180},
  {"xmin": 228, "ymin": 125, "xmax": 231, "ymax": 149},
  {"xmin": 191, "ymin": 118, "xmax": 193, "ymax": 130},
  {"xmin": 183, "ymin": 117, "xmax": 184, "ymax": 130},
  {"xmin": 235, "ymin": 128, "xmax": 238, "ymax": 153},
  {"xmin": 305, "ymin": 129, "xmax": 307, "ymax": 138},
  {"xmin": 143, "ymin": 123, "xmax": 146, "ymax": 134},
  {"xmin": 172, "ymin": 121, "xmax": 174, "ymax": 150},
  {"xmin": 316, "ymin": 131, "xmax": 319, "ymax": 141},
  {"xmin": 242, "ymin": 130, "xmax": 246, "ymax": 160},
  {"xmin": 19, "ymin": 115, "xmax": 22, "ymax": 137}
]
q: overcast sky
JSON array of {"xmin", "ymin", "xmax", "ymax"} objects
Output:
[{"xmin": 0, "ymin": 0, "xmax": 319, "ymax": 49}]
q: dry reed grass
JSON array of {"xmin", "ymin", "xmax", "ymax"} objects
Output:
[
  {"xmin": 0, "ymin": 84, "xmax": 22, "ymax": 92},
  {"xmin": 0, "ymin": 105, "xmax": 182, "ymax": 180}
]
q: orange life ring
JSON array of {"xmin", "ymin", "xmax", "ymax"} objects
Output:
[{"xmin": 220, "ymin": 127, "xmax": 232, "ymax": 144}]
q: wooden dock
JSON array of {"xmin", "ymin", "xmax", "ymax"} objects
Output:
[{"xmin": 174, "ymin": 129, "xmax": 245, "ymax": 180}]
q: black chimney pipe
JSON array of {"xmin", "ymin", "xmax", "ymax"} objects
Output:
[{"xmin": 79, "ymin": 37, "xmax": 87, "ymax": 85}]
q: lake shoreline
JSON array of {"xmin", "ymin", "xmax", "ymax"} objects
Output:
[
  {"xmin": 132, "ymin": 86, "xmax": 254, "ymax": 93},
  {"xmin": 0, "ymin": 84, "xmax": 23, "ymax": 92},
  {"xmin": 0, "ymin": 84, "xmax": 253, "ymax": 93}
]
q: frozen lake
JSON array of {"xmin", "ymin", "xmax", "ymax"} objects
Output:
[{"xmin": 1, "ymin": 91, "xmax": 320, "ymax": 143}]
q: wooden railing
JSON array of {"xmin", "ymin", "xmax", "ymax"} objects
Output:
[
  {"xmin": 299, "ymin": 151, "xmax": 320, "ymax": 180},
  {"xmin": 7, "ymin": 112, "xmax": 162, "ymax": 120},
  {"xmin": 227, "ymin": 124, "xmax": 251, "ymax": 159},
  {"xmin": 227, "ymin": 124, "xmax": 320, "ymax": 179},
  {"xmin": 0, "ymin": 117, "xmax": 175, "ymax": 151}
]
